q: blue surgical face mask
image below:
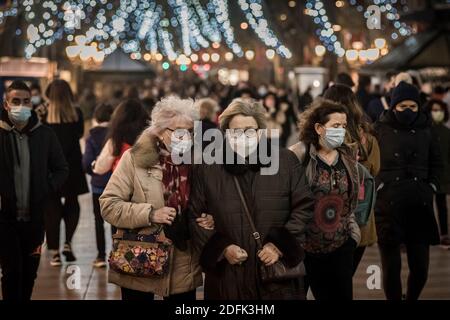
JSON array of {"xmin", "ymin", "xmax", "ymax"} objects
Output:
[
  {"xmin": 322, "ymin": 127, "xmax": 346, "ymax": 149},
  {"xmin": 8, "ymin": 105, "xmax": 32, "ymax": 124}
]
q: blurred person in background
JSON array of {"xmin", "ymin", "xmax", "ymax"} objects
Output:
[
  {"xmin": 367, "ymin": 71, "xmax": 398, "ymax": 123},
  {"xmin": 93, "ymin": 99, "xmax": 149, "ymax": 176},
  {"xmin": 30, "ymin": 83, "xmax": 47, "ymax": 122},
  {"xmin": 82, "ymin": 103, "xmax": 114, "ymax": 268},
  {"xmin": 356, "ymin": 74, "xmax": 373, "ymax": 113},
  {"xmin": 335, "ymin": 72, "xmax": 355, "ymax": 90},
  {"xmin": 424, "ymin": 99, "xmax": 450, "ymax": 248},
  {"xmin": 44, "ymin": 79, "xmax": 89, "ymax": 267}
]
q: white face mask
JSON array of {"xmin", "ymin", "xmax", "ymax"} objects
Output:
[
  {"xmin": 228, "ymin": 134, "xmax": 259, "ymax": 158},
  {"xmin": 431, "ymin": 110, "xmax": 445, "ymax": 123},
  {"xmin": 168, "ymin": 138, "xmax": 192, "ymax": 155},
  {"xmin": 321, "ymin": 127, "xmax": 346, "ymax": 149}
]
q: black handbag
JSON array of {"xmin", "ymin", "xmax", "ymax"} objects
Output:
[{"xmin": 232, "ymin": 176, "xmax": 306, "ymax": 284}]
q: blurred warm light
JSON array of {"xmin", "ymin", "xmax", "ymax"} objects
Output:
[
  {"xmin": 245, "ymin": 50, "xmax": 255, "ymax": 60},
  {"xmin": 190, "ymin": 53, "xmax": 199, "ymax": 62},
  {"xmin": 240, "ymin": 22, "xmax": 248, "ymax": 30},
  {"xmin": 93, "ymin": 51, "xmax": 105, "ymax": 63},
  {"xmin": 155, "ymin": 53, "xmax": 163, "ymax": 61},
  {"xmin": 130, "ymin": 53, "xmax": 137, "ymax": 60},
  {"xmin": 201, "ymin": 53, "xmax": 210, "ymax": 62},
  {"xmin": 358, "ymin": 50, "xmax": 368, "ymax": 62},
  {"xmin": 280, "ymin": 14, "xmax": 287, "ymax": 21},
  {"xmin": 332, "ymin": 24, "xmax": 342, "ymax": 32},
  {"xmin": 65, "ymin": 46, "xmax": 81, "ymax": 59},
  {"xmin": 176, "ymin": 54, "xmax": 191, "ymax": 65},
  {"xmin": 211, "ymin": 53, "xmax": 220, "ymax": 62},
  {"xmin": 212, "ymin": 42, "xmax": 221, "ymax": 49},
  {"xmin": 288, "ymin": 1, "xmax": 296, "ymax": 8},
  {"xmin": 352, "ymin": 41, "xmax": 363, "ymax": 50},
  {"xmin": 374, "ymin": 38, "xmax": 387, "ymax": 49},
  {"xmin": 315, "ymin": 45, "xmax": 326, "ymax": 57},
  {"xmin": 74, "ymin": 35, "xmax": 86, "ymax": 46},
  {"xmin": 366, "ymin": 48, "xmax": 380, "ymax": 60},
  {"xmin": 266, "ymin": 49, "xmax": 275, "ymax": 60},
  {"xmin": 381, "ymin": 48, "xmax": 389, "ymax": 55},
  {"xmin": 168, "ymin": 54, "xmax": 177, "ymax": 61},
  {"xmin": 313, "ymin": 80, "xmax": 321, "ymax": 88},
  {"xmin": 345, "ymin": 49, "xmax": 358, "ymax": 62},
  {"xmin": 335, "ymin": 1, "xmax": 344, "ymax": 8},
  {"xmin": 144, "ymin": 53, "xmax": 151, "ymax": 61},
  {"xmin": 80, "ymin": 46, "xmax": 97, "ymax": 61},
  {"xmin": 224, "ymin": 52, "xmax": 234, "ymax": 61}
]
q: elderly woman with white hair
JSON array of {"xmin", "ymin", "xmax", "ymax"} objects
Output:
[{"xmin": 100, "ymin": 96, "xmax": 211, "ymax": 301}]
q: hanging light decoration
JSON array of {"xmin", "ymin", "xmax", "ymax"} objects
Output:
[
  {"xmin": 0, "ymin": 0, "xmax": 290, "ymax": 62},
  {"xmin": 305, "ymin": 0, "xmax": 345, "ymax": 57}
]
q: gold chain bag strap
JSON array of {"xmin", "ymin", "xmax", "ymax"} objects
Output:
[{"xmin": 232, "ymin": 176, "xmax": 306, "ymax": 283}]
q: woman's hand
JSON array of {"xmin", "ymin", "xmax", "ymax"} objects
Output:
[
  {"xmin": 258, "ymin": 242, "xmax": 281, "ymax": 266},
  {"xmin": 223, "ymin": 245, "xmax": 248, "ymax": 265},
  {"xmin": 150, "ymin": 206, "xmax": 177, "ymax": 225},
  {"xmin": 196, "ymin": 213, "xmax": 214, "ymax": 230}
]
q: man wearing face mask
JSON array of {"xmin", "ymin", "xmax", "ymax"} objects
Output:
[
  {"xmin": 0, "ymin": 81, "xmax": 68, "ymax": 300},
  {"xmin": 374, "ymin": 81, "xmax": 442, "ymax": 300},
  {"xmin": 289, "ymin": 98, "xmax": 362, "ymax": 300}
]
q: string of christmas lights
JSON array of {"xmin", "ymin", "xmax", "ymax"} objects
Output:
[{"xmin": 0, "ymin": 0, "xmax": 291, "ymax": 63}]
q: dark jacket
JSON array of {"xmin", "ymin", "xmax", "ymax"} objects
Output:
[
  {"xmin": 189, "ymin": 146, "xmax": 315, "ymax": 300},
  {"xmin": 431, "ymin": 123, "xmax": 450, "ymax": 194},
  {"xmin": 0, "ymin": 109, "xmax": 68, "ymax": 223},
  {"xmin": 374, "ymin": 110, "xmax": 442, "ymax": 245},
  {"xmin": 367, "ymin": 95, "xmax": 390, "ymax": 123},
  {"xmin": 289, "ymin": 142, "xmax": 361, "ymax": 252},
  {"xmin": 46, "ymin": 108, "xmax": 88, "ymax": 196},
  {"xmin": 82, "ymin": 125, "xmax": 111, "ymax": 192}
]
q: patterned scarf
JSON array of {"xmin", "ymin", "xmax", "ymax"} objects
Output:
[{"xmin": 160, "ymin": 155, "xmax": 190, "ymax": 214}]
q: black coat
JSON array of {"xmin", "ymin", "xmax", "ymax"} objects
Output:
[
  {"xmin": 0, "ymin": 109, "xmax": 69, "ymax": 223},
  {"xmin": 46, "ymin": 108, "xmax": 88, "ymax": 196},
  {"xmin": 431, "ymin": 123, "xmax": 450, "ymax": 194},
  {"xmin": 374, "ymin": 110, "xmax": 442, "ymax": 245},
  {"xmin": 189, "ymin": 148, "xmax": 315, "ymax": 300}
]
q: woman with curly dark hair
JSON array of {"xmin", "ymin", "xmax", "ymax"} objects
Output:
[
  {"xmin": 289, "ymin": 98, "xmax": 361, "ymax": 300},
  {"xmin": 323, "ymin": 84, "xmax": 381, "ymax": 274}
]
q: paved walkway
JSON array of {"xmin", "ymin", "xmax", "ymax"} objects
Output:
[{"xmin": 2, "ymin": 191, "xmax": 449, "ymax": 300}]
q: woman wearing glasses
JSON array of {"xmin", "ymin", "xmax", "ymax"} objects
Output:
[
  {"xmin": 189, "ymin": 98, "xmax": 315, "ymax": 300},
  {"xmin": 289, "ymin": 98, "xmax": 361, "ymax": 300},
  {"xmin": 100, "ymin": 96, "xmax": 212, "ymax": 300}
]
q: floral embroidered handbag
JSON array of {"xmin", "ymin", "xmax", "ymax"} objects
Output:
[{"xmin": 109, "ymin": 227, "xmax": 173, "ymax": 278}]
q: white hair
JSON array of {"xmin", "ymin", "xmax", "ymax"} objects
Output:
[{"xmin": 151, "ymin": 95, "xmax": 199, "ymax": 129}]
